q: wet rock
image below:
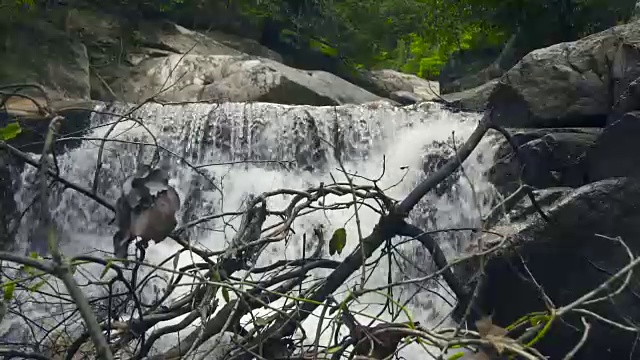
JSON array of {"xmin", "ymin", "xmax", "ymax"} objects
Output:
[
  {"xmin": 0, "ymin": 20, "xmax": 90, "ymax": 101},
  {"xmin": 390, "ymin": 91, "xmax": 422, "ymax": 105},
  {"xmin": 488, "ymin": 128, "xmax": 600, "ymax": 194},
  {"xmin": 365, "ymin": 69, "xmax": 439, "ymax": 101},
  {"xmin": 116, "ymin": 54, "xmax": 385, "ymax": 105},
  {"xmin": 458, "ymin": 178, "xmax": 640, "ymax": 360},
  {"xmin": 1, "ymin": 98, "xmax": 97, "ymax": 154},
  {"xmin": 438, "ymin": 79, "xmax": 499, "ymax": 112},
  {"xmin": 488, "ymin": 20, "xmax": 640, "ymax": 128},
  {"xmin": 438, "ymin": 46, "xmax": 504, "ymax": 94},
  {"xmin": 585, "ymin": 111, "xmax": 640, "ymax": 182}
]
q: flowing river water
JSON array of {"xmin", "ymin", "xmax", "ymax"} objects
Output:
[{"xmin": 3, "ymin": 100, "xmax": 500, "ymax": 359}]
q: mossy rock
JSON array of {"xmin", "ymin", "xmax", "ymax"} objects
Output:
[{"xmin": 0, "ymin": 18, "xmax": 90, "ymax": 100}]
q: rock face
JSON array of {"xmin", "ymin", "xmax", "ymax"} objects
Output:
[
  {"xmin": 438, "ymin": 46, "xmax": 504, "ymax": 94},
  {"xmin": 1, "ymin": 21, "xmax": 90, "ymax": 100},
  {"xmin": 469, "ymin": 22, "xmax": 640, "ymax": 359},
  {"xmin": 488, "ymin": 128, "xmax": 600, "ymax": 194},
  {"xmin": 488, "ymin": 20, "xmax": 640, "ymax": 128},
  {"xmin": 0, "ymin": 7, "xmax": 388, "ymax": 107},
  {"xmin": 459, "ymin": 178, "xmax": 640, "ymax": 360},
  {"xmin": 585, "ymin": 112, "xmax": 640, "ymax": 182},
  {"xmin": 116, "ymin": 54, "xmax": 384, "ymax": 105},
  {"xmin": 365, "ymin": 69, "xmax": 439, "ymax": 101},
  {"xmin": 438, "ymin": 79, "xmax": 499, "ymax": 111}
]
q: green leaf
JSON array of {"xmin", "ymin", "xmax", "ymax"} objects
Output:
[
  {"xmin": 29, "ymin": 278, "xmax": 46, "ymax": 292},
  {"xmin": 254, "ymin": 317, "xmax": 269, "ymax": 327},
  {"xmin": 447, "ymin": 352, "xmax": 465, "ymax": 360},
  {"xmin": 100, "ymin": 261, "xmax": 113, "ymax": 279},
  {"xmin": 211, "ymin": 271, "xmax": 221, "ymax": 297},
  {"xmin": 221, "ymin": 287, "xmax": 230, "ymax": 303},
  {"xmin": 3, "ymin": 282, "xmax": 16, "ymax": 301},
  {"xmin": 329, "ymin": 228, "xmax": 347, "ymax": 255},
  {"xmin": 0, "ymin": 122, "xmax": 22, "ymax": 141},
  {"xmin": 212, "ymin": 271, "xmax": 221, "ymax": 282}
]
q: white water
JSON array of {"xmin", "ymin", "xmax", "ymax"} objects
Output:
[{"xmin": 4, "ymin": 100, "xmax": 499, "ymax": 359}]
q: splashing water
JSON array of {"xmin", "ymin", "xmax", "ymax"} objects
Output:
[{"xmin": 5, "ymin": 100, "xmax": 499, "ymax": 358}]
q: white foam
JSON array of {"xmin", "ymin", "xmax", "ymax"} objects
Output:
[{"xmin": 6, "ymin": 101, "xmax": 498, "ymax": 359}]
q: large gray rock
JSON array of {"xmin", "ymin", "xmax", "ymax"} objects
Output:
[
  {"xmin": 458, "ymin": 178, "xmax": 640, "ymax": 360},
  {"xmin": 0, "ymin": 21, "xmax": 90, "ymax": 100},
  {"xmin": 438, "ymin": 46, "xmax": 504, "ymax": 94},
  {"xmin": 489, "ymin": 20, "xmax": 640, "ymax": 128},
  {"xmin": 127, "ymin": 22, "xmax": 283, "ymax": 63},
  {"xmin": 488, "ymin": 128, "xmax": 600, "ymax": 194},
  {"xmin": 438, "ymin": 79, "xmax": 499, "ymax": 111},
  {"xmin": 585, "ymin": 112, "xmax": 640, "ymax": 182},
  {"xmin": 204, "ymin": 30, "xmax": 283, "ymax": 63},
  {"xmin": 125, "ymin": 22, "xmax": 245, "ymax": 65},
  {"xmin": 0, "ymin": 97, "xmax": 96, "ymax": 154},
  {"xmin": 365, "ymin": 69, "xmax": 439, "ymax": 101},
  {"xmin": 609, "ymin": 76, "xmax": 640, "ymax": 123},
  {"xmin": 61, "ymin": 8, "xmax": 282, "ymax": 101},
  {"xmin": 116, "ymin": 54, "xmax": 385, "ymax": 105}
]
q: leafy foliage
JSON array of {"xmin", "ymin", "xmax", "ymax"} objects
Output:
[
  {"xmin": 0, "ymin": 122, "xmax": 22, "ymax": 141},
  {"xmin": 329, "ymin": 227, "xmax": 347, "ymax": 256},
  {"xmin": 5, "ymin": 0, "xmax": 635, "ymax": 79}
]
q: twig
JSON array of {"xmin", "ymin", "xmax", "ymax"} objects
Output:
[
  {"xmin": 40, "ymin": 116, "xmax": 114, "ymax": 360},
  {"xmin": 562, "ymin": 318, "xmax": 591, "ymax": 360}
]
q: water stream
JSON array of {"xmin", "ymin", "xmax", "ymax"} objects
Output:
[{"xmin": 3, "ymin": 100, "xmax": 499, "ymax": 359}]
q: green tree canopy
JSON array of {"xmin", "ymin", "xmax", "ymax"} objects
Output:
[{"xmin": 3, "ymin": 0, "xmax": 636, "ymax": 78}]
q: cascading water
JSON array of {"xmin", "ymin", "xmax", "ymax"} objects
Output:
[{"xmin": 3, "ymin": 100, "xmax": 499, "ymax": 359}]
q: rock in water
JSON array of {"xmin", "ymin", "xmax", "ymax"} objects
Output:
[
  {"xmin": 437, "ymin": 79, "xmax": 499, "ymax": 111},
  {"xmin": 390, "ymin": 91, "xmax": 422, "ymax": 105},
  {"xmin": 115, "ymin": 54, "xmax": 385, "ymax": 105},
  {"xmin": 585, "ymin": 111, "xmax": 640, "ymax": 182},
  {"xmin": 458, "ymin": 178, "xmax": 640, "ymax": 360},
  {"xmin": 488, "ymin": 20, "xmax": 640, "ymax": 128},
  {"xmin": 364, "ymin": 69, "xmax": 440, "ymax": 100},
  {"xmin": 488, "ymin": 128, "xmax": 599, "ymax": 194}
]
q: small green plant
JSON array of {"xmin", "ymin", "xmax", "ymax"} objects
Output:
[{"xmin": 0, "ymin": 122, "xmax": 22, "ymax": 141}]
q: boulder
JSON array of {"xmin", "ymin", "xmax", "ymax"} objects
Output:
[
  {"xmin": 609, "ymin": 76, "xmax": 640, "ymax": 123},
  {"xmin": 488, "ymin": 20, "xmax": 640, "ymax": 128},
  {"xmin": 127, "ymin": 22, "xmax": 283, "ymax": 63},
  {"xmin": 204, "ymin": 30, "xmax": 283, "ymax": 63},
  {"xmin": 458, "ymin": 178, "xmax": 640, "ymax": 360},
  {"xmin": 64, "ymin": 8, "xmax": 283, "ymax": 101},
  {"xmin": 505, "ymin": 187, "xmax": 572, "ymax": 223},
  {"xmin": 115, "ymin": 54, "xmax": 385, "ymax": 105},
  {"xmin": 585, "ymin": 112, "xmax": 640, "ymax": 182},
  {"xmin": 488, "ymin": 128, "xmax": 600, "ymax": 194},
  {"xmin": 390, "ymin": 91, "xmax": 422, "ymax": 105},
  {"xmin": 365, "ymin": 69, "xmax": 439, "ymax": 101},
  {"xmin": 131, "ymin": 22, "xmax": 245, "ymax": 58},
  {"xmin": 0, "ymin": 20, "xmax": 90, "ymax": 100},
  {"xmin": 438, "ymin": 46, "xmax": 504, "ymax": 94},
  {"xmin": 437, "ymin": 79, "xmax": 499, "ymax": 111},
  {"xmin": 0, "ymin": 96, "xmax": 97, "ymax": 153}
]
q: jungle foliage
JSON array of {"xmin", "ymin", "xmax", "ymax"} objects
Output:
[{"xmin": 2, "ymin": 0, "xmax": 636, "ymax": 78}]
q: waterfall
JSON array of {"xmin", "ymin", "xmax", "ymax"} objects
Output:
[{"xmin": 3, "ymin": 100, "xmax": 499, "ymax": 359}]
